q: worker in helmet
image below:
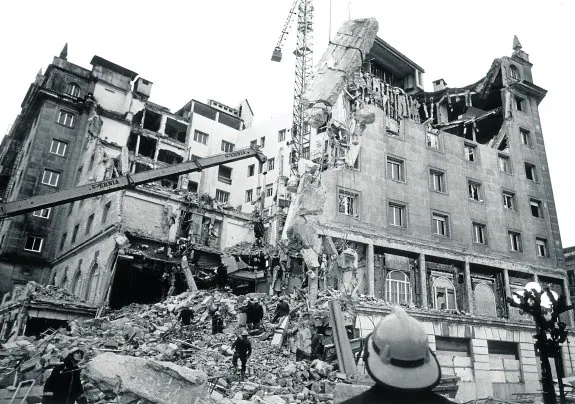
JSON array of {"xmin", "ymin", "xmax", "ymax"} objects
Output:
[
  {"xmin": 340, "ymin": 306, "xmax": 452, "ymax": 404},
  {"xmin": 231, "ymin": 330, "xmax": 252, "ymax": 379},
  {"xmin": 42, "ymin": 349, "xmax": 88, "ymax": 404}
]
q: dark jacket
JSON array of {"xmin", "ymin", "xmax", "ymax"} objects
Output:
[
  {"xmin": 231, "ymin": 337, "xmax": 252, "ymax": 357},
  {"xmin": 272, "ymin": 301, "xmax": 290, "ymax": 323},
  {"xmin": 340, "ymin": 385, "xmax": 454, "ymax": 404},
  {"xmin": 251, "ymin": 303, "xmax": 264, "ymax": 323},
  {"xmin": 179, "ymin": 307, "xmax": 193, "ymax": 326},
  {"xmin": 42, "ymin": 351, "xmax": 87, "ymax": 404}
]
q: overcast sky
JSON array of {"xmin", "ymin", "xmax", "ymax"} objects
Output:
[{"xmin": 1, "ymin": 0, "xmax": 573, "ymax": 247}]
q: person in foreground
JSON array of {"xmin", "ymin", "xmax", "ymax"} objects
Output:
[
  {"xmin": 42, "ymin": 348, "xmax": 87, "ymax": 404},
  {"xmin": 341, "ymin": 306, "xmax": 454, "ymax": 404}
]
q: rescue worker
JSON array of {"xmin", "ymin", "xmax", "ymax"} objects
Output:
[
  {"xmin": 231, "ymin": 330, "xmax": 252, "ymax": 379},
  {"xmin": 250, "ymin": 298, "xmax": 264, "ymax": 329},
  {"xmin": 212, "ymin": 310, "xmax": 224, "ymax": 335},
  {"xmin": 161, "ymin": 269, "xmax": 171, "ymax": 300},
  {"xmin": 310, "ymin": 331, "xmax": 325, "ymax": 360},
  {"xmin": 340, "ymin": 306, "xmax": 451, "ymax": 404},
  {"xmin": 240, "ymin": 297, "xmax": 255, "ymax": 327},
  {"xmin": 216, "ymin": 263, "xmax": 228, "ymax": 290},
  {"xmin": 178, "ymin": 306, "xmax": 194, "ymax": 326},
  {"xmin": 42, "ymin": 349, "xmax": 88, "ymax": 404},
  {"xmin": 272, "ymin": 296, "xmax": 290, "ymax": 323}
]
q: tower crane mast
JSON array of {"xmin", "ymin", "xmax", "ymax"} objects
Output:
[{"xmin": 271, "ymin": 0, "xmax": 314, "ymax": 177}]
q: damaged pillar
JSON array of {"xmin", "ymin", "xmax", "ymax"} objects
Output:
[
  {"xmin": 418, "ymin": 253, "xmax": 428, "ymax": 309},
  {"xmin": 135, "ymin": 135, "xmax": 141, "ymax": 156},
  {"xmin": 464, "ymin": 259, "xmax": 473, "ymax": 315},
  {"xmin": 366, "ymin": 242, "xmax": 375, "ymax": 296},
  {"xmin": 503, "ymin": 268, "xmax": 511, "ymax": 300}
]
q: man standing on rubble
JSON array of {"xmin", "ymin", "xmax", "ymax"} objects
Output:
[
  {"xmin": 250, "ymin": 298, "xmax": 264, "ymax": 329},
  {"xmin": 231, "ymin": 330, "xmax": 252, "ymax": 379},
  {"xmin": 216, "ymin": 263, "xmax": 228, "ymax": 290},
  {"xmin": 42, "ymin": 349, "xmax": 88, "ymax": 404},
  {"xmin": 272, "ymin": 296, "xmax": 290, "ymax": 323},
  {"xmin": 212, "ymin": 310, "xmax": 224, "ymax": 334}
]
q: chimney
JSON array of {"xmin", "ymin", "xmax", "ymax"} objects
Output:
[{"xmin": 433, "ymin": 78, "xmax": 448, "ymax": 92}]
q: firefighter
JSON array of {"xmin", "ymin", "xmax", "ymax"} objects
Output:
[{"xmin": 231, "ymin": 330, "xmax": 252, "ymax": 379}]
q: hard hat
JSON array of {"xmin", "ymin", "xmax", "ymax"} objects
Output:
[
  {"xmin": 364, "ymin": 306, "xmax": 441, "ymax": 390},
  {"xmin": 241, "ymin": 330, "xmax": 249, "ymax": 336}
]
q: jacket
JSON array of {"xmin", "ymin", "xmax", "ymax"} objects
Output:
[
  {"xmin": 340, "ymin": 385, "xmax": 454, "ymax": 404},
  {"xmin": 231, "ymin": 337, "xmax": 252, "ymax": 357},
  {"xmin": 42, "ymin": 351, "xmax": 87, "ymax": 404}
]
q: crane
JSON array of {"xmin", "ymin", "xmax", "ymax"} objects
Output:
[
  {"xmin": 0, "ymin": 147, "xmax": 267, "ymax": 219},
  {"xmin": 271, "ymin": 0, "xmax": 314, "ymax": 177}
]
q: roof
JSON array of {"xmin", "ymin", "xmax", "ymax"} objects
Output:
[
  {"xmin": 90, "ymin": 56, "xmax": 138, "ymax": 80},
  {"xmin": 369, "ymin": 37, "xmax": 425, "ymax": 76}
]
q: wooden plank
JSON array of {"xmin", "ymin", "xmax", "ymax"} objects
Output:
[
  {"xmin": 271, "ymin": 316, "xmax": 290, "ymax": 346},
  {"xmin": 328, "ymin": 300, "xmax": 357, "ymax": 377},
  {"xmin": 181, "ymin": 256, "xmax": 198, "ymax": 293}
]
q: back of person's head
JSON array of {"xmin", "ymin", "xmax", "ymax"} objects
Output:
[{"xmin": 364, "ymin": 306, "xmax": 441, "ymax": 391}]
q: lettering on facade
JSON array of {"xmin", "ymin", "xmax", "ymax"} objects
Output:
[{"xmin": 90, "ymin": 179, "xmax": 120, "ymax": 190}]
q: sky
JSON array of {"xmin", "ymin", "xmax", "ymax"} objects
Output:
[{"xmin": 0, "ymin": 0, "xmax": 574, "ymax": 247}]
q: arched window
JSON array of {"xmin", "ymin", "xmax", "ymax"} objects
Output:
[
  {"xmin": 66, "ymin": 83, "xmax": 80, "ymax": 97},
  {"xmin": 433, "ymin": 276, "xmax": 457, "ymax": 310},
  {"xmin": 59, "ymin": 266, "xmax": 68, "ymax": 288},
  {"xmin": 70, "ymin": 270, "xmax": 82, "ymax": 297},
  {"xmin": 474, "ymin": 282, "xmax": 497, "ymax": 316},
  {"xmin": 385, "ymin": 270, "xmax": 411, "ymax": 304},
  {"xmin": 84, "ymin": 261, "xmax": 99, "ymax": 302},
  {"xmin": 509, "ymin": 65, "xmax": 520, "ymax": 80}
]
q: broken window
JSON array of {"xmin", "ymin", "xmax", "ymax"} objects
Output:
[
  {"xmin": 426, "ymin": 131, "xmax": 439, "ymax": 150},
  {"xmin": 267, "ymin": 158, "xmax": 275, "ymax": 171},
  {"xmin": 432, "ymin": 213, "xmax": 449, "ymax": 237},
  {"xmin": 57, "ymin": 110, "xmax": 74, "ymax": 127},
  {"xmin": 133, "ymin": 162, "xmax": 152, "ymax": 173},
  {"xmin": 386, "ymin": 157, "xmax": 404, "ymax": 182},
  {"xmin": 60, "ymin": 233, "xmax": 67, "ymax": 250},
  {"xmin": 42, "ymin": 169, "xmax": 61, "ymax": 187},
  {"xmin": 247, "ymin": 165, "xmax": 255, "ymax": 177},
  {"xmin": 218, "ymin": 113, "xmax": 242, "ymax": 130},
  {"xmin": 278, "ymin": 129, "xmax": 286, "ymax": 142},
  {"xmin": 138, "ymin": 136, "xmax": 157, "ymax": 159},
  {"xmin": 536, "ymin": 238, "xmax": 548, "ymax": 257},
  {"xmin": 215, "ymin": 189, "xmax": 230, "ymax": 203},
  {"xmin": 164, "ymin": 118, "xmax": 187, "ymax": 143},
  {"xmin": 66, "ymin": 83, "xmax": 80, "ymax": 97},
  {"xmin": 515, "ymin": 96, "xmax": 525, "ymax": 112},
  {"xmin": 503, "ymin": 192, "xmax": 516, "ymax": 210},
  {"xmin": 133, "ymin": 110, "xmax": 144, "ymax": 126},
  {"xmin": 187, "ymin": 181, "xmax": 198, "ymax": 193},
  {"xmin": 33, "ymin": 208, "xmax": 51, "ymax": 219},
  {"xmin": 464, "ymin": 144, "xmax": 476, "ymax": 162},
  {"xmin": 530, "ymin": 199, "xmax": 543, "ymax": 218},
  {"xmin": 250, "ymin": 140, "xmax": 257, "ymax": 148},
  {"xmin": 102, "ymin": 201, "xmax": 111, "ymax": 224},
  {"xmin": 24, "ymin": 236, "xmax": 43, "ymax": 253},
  {"xmin": 50, "ymin": 139, "xmax": 68, "ymax": 156},
  {"xmin": 157, "ymin": 149, "xmax": 184, "ymax": 165},
  {"xmin": 473, "ymin": 282, "xmax": 497, "ymax": 317},
  {"xmin": 433, "ymin": 276, "xmax": 456, "ymax": 310},
  {"xmin": 388, "ymin": 202, "xmax": 406, "ymax": 227},
  {"xmin": 430, "ymin": 170, "xmax": 446, "ymax": 193},
  {"xmin": 386, "ymin": 271, "xmax": 411, "ymax": 304},
  {"xmin": 218, "ymin": 165, "xmax": 232, "ymax": 184},
  {"xmin": 86, "ymin": 214, "xmax": 94, "ymax": 235},
  {"xmin": 498, "ymin": 154, "xmax": 512, "ymax": 174},
  {"xmin": 509, "ymin": 231, "xmax": 522, "ymax": 252},
  {"xmin": 221, "ymin": 140, "xmax": 235, "ymax": 153},
  {"xmin": 193, "ymin": 130, "xmax": 209, "ymax": 145},
  {"xmin": 193, "ymin": 102, "xmax": 217, "ymax": 120},
  {"xmin": 338, "ymin": 189, "xmax": 359, "ymax": 217},
  {"xmin": 524, "ymin": 163, "xmax": 537, "ymax": 182},
  {"xmin": 260, "ymin": 137, "xmax": 266, "ymax": 148},
  {"xmin": 245, "ymin": 189, "xmax": 253, "ymax": 202},
  {"xmin": 266, "ymin": 184, "xmax": 273, "ymax": 197},
  {"xmin": 509, "ymin": 65, "xmax": 521, "ymax": 81},
  {"xmin": 143, "ymin": 110, "xmax": 162, "ymax": 132},
  {"xmin": 468, "ymin": 181, "xmax": 482, "ymax": 202},
  {"xmin": 160, "ymin": 174, "xmax": 180, "ymax": 189},
  {"xmin": 520, "ymin": 128, "xmax": 532, "ymax": 147},
  {"xmin": 473, "ymin": 223, "xmax": 486, "ymax": 244},
  {"xmin": 127, "ymin": 132, "xmax": 138, "ymax": 153},
  {"xmin": 179, "ymin": 210, "xmax": 193, "ymax": 236},
  {"xmin": 71, "ymin": 224, "xmax": 80, "ymax": 244},
  {"xmin": 386, "ymin": 117, "xmax": 400, "ymax": 136}
]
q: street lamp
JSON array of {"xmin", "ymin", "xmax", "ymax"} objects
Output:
[{"xmin": 507, "ymin": 282, "xmax": 573, "ymax": 404}]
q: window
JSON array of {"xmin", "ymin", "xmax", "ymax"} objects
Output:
[
  {"xmin": 187, "ymin": 181, "xmax": 198, "ymax": 193},
  {"xmin": 509, "ymin": 65, "xmax": 521, "ymax": 80},
  {"xmin": 260, "ymin": 137, "xmax": 266, "ymax": 148},
  {"xmin": 76, "ymin": 165, "xmax": 83, "ymax": 184},
  {"xmin": 42, "ymin": 169, "xmax": 60, "ymax": 187},
  {"xmin": 245, "ymin": 189, "xmax": 253, "ymax": 202},
  {"xmin": 57, "ymin": 110, "xmax": 74, "ymax": 127},
  {"xmin": 250, "ymin": 140, "xmax": 258, "ymax": 148},
  {"xmin": 503, "ymin": 191, "xmax": 516, "ymax": 210},
  {"xmin": 388, "ymin": 203, "xmax": 406, "ymax": 227},
  {"xmin": 386, "ymin": 117, "xmax": 400, "ymax": 136},
  {"xmin": 473, "ymin": 223, "xmax": 486, "ymax": 244},
  {"xmin": 536, "ymin": 238, "xmax": 548, "ymax": 257},
  {"xmin": 193, "ymin": 130, "xmax": 209, "ymax": 145},
  {"xmin": 267, "ymin": 158, "xmax": 275, "ymax": 171},
  {"xmin": 430, "ymin": 170, "xmax": 446, "ymax": 193},
  {"xmin": 474, "ymin": 282, "xmax": 497, "ymax": 317},
  {"xmin": 102, "ymin": 201, "xmax": 111, "ymax": 224},
  {"xmin": 427, "ymin": 131, "xmax": 439, "ymax": 150},
  {"xmin": 520, "ymin": 128, "xmax": 532, "ymax": 147},
  {"xmin": 221, "ymin": 140, "xmax": 235, "ymax": 153},
  {"xmin": 468, "ymin": 181, "xmax": 482, "ymax": 202},
  {"xmin": 386, "ymin": 157, "xmax": 404, "ymax": 182},
  {"xmin": 338, "ymin": 189, "xmax": 359, "ymax": 217},
  {"xmin": 386, "ymin": 271, "xmax": 411, "ymax": 304},
  {"xmin": 218, "ymin": 166, "xmax": 232, "ymax": 184},
  {"xmin": 71, "ymin": 224, "xmax": 80, "ymax": 244},
  {"xmin": 256, "ymin": 186, "xmax": 261, "ymax": 196},
  {"xmin": 60, "ymin": 233, "xmax": 67, "ymax": 250},
  {"xmin": 24, "ymin": 236, "xmax": 43, "ymax": 253},
  {"xmin": 509, "ymin": 231, "xmax": 522, "ymax": 252},
  {"xmin": 433, "ymin": 277, "xmax": 456, "ymax": 310},
  {"xmin": 515, "ymin": 96, "xmax": 525, "ymax": 112},
  {"xmin": 278, "ymin": 129, "xmax": 286, "ymax": 142},
  {"xmin": 50, "ymin": 139, "xmax": 68, "ymax": 156},
  {"xmin": 248, "ymin": 164, "xmax": 255, "ymax": 177},
  {"xmin": 215, "ymin": 189, "xmax": 230, "ymax": 203},
  {"xmin": 498, "ymin": 154, "xmax": 512, "ymax": 174},
  {"xmin": 68, "ymin": 202, "xmax": 74, "ymax": 216},
  {"xmin": 66, "ymin": 83, "xmax": 80, "ymax": 97},
  {"xmin": 266, "ymin": 184, "xmax": 273, "ymax": 197},
  {"xmin": 432, "ymin": 213, "xmax": 449, "ymax": 237},
  {"xmin": 464, "ymin": 144, "xmax": 476, "ymax": 162},
  {"xmin": 568, "ymin": 270, "xmax": 575, "ymax": 287},
  {"xmin": 33, "ymin": 208, "xmax": 51, "ymax": 219},
  {"xmin": 86, "ymin": 214, "xmax": 94, "ymax": 235},
  {"xmin": 525, "ymin": 163, "xmax": 537, "ymax": 182}
]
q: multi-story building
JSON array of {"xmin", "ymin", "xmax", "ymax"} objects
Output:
[{"xmin": 565, "ymin": 246, "xmax": 575, "ymax": 302}]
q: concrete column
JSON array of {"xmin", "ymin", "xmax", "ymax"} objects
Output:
[
  {"xmin": 135, "ymin": 135, "xmax": 141, "ymax": 156},
  {"xmin": 366, "ymin": 242, "xmax": 375, "ymax": 297},
  {"xmin": 563, "ymin": 278, "xmax": 575, "ymax": 329},
  {"xmin": 418, "ymin": 253, "xmax": 428, "ymax": 309},
  {"xmin": 533, "ymin": 273, "xmax": 539, "ymax": 283},
  {"xmin": 464, "ymin": 259, "xmax": 473, "ymax": 315},
  {"xmin": 153, "ymin": 142, "xmax": 160, "ymax": 161},
  {"xmin": 159, "ymin": 115, "xmax": 167, "ymax": 135},
  {"xmin": 503, "ymin": 268, "xmax": 511, "ymax": 297}
]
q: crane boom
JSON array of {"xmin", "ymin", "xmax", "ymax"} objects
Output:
[{"xmin": 0, "ymin": 147, "xmax": 266, "ymax": 220}]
